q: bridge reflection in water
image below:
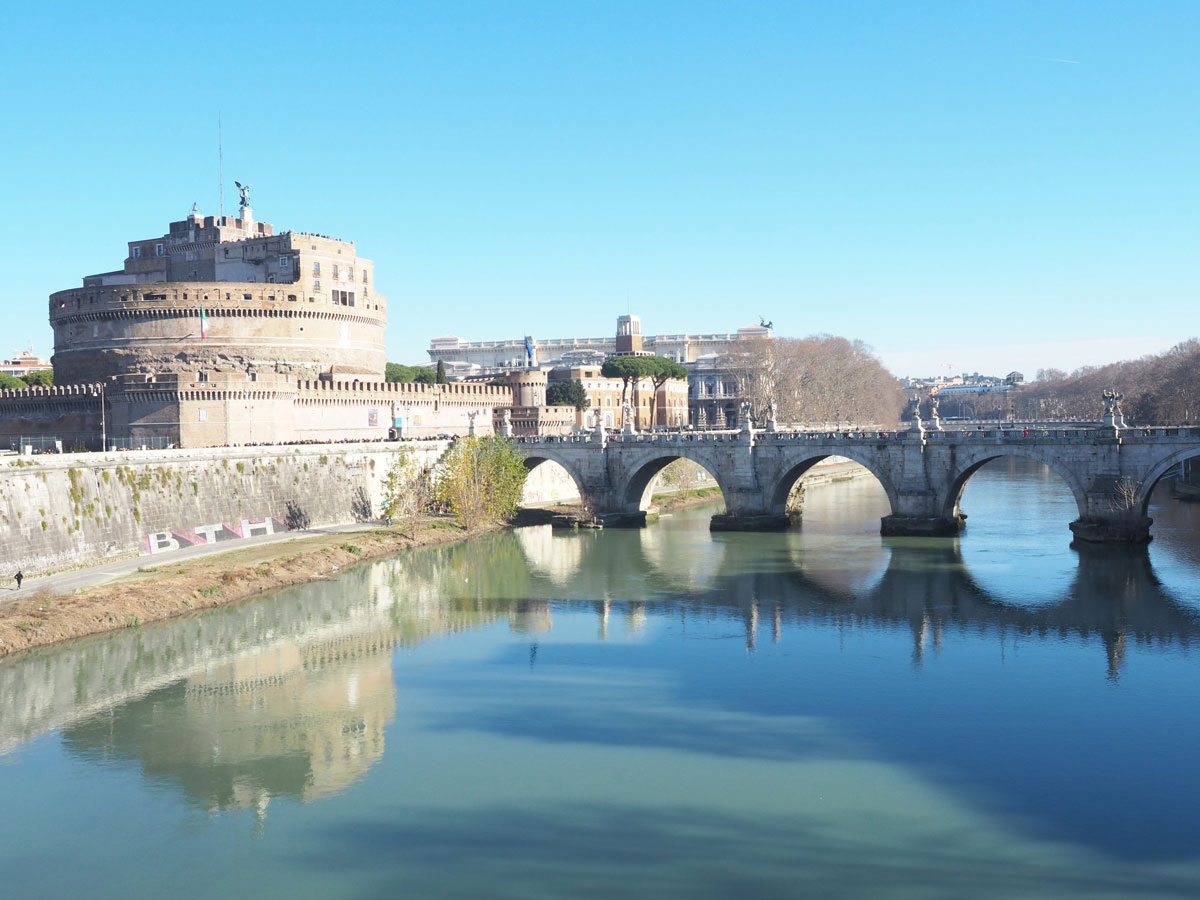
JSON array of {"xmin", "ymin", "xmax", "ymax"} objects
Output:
[{"xmin": 0, "ymin": 473, "xmax": 1192, "ymax": 821}]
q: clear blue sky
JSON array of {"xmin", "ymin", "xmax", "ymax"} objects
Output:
[{"xmin": 1, "ymin": 1, "xmax": 1195, "ymax": 377}]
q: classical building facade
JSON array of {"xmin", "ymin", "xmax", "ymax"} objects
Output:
[
  {"xmin": 429, "ymin": 314, "xmax": 770, "ymax": 428},
  {"xmin": 428, "ymin": 317, "xmax": 772, "ymax": 374}
]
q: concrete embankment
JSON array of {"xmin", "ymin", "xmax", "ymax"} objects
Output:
[{"xmin": 1, "ymin": 442, "xmax": 451, "ymax": 577}]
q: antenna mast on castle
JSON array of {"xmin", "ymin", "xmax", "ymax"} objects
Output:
[{"xmin": 218, "ymin": 113, "xmax": 224, "ymax": 218}]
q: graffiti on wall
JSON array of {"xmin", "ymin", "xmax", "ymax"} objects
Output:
[{"xmin": 144, "ymin": 517, "xmax": 290, "ymax": 555}]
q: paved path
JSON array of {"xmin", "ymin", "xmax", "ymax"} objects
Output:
[{"xmin": 1, "ymin": 521, "xmax": 386, "ymax": 610}]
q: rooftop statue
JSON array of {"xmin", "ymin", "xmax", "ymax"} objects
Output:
[{"xmin": 234, "ymin": 181, "xmax": 252, "ymax": 211}]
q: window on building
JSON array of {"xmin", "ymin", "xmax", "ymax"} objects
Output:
[
  {"xmin": 132, "ymin": 246, "xmax": 141, "ymax": 259},
  {"xmin": 314, "ymin": 280, "xmax": 321, "ymax": 290},
  {"xmin": 279, "ymin": 256, "xmax": 288, "ymax": 268},
  {"xmin": 198, "ymin": 408, "xmax": 208, "ymax": 422},
  {"xmin": 348, "ymin": 267, "xmax": 354, "ymax": 281},
  {"xmin": 332, "ymin": 265, "xmax": 339, "ymax": 280},
  {"xmin": 248, "ymin": 372, "xmax": 258, "ymax": 382},
  {"xmin": 155, "ymin": 243, "xmax": 164, "ymax": 257},
  {"xmin": 197, "ymin": 371, "xmax": 208, "ymax": 382},
  {"xmin": 313, "ymin": 261, "xmax": 320, "ymax": 276},
  {"xmin": 363, "ymin": 269, "xmax": 369, "ymax": 283}
]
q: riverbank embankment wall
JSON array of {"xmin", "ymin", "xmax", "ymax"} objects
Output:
[{"xmin": 1, "ymin": 442, "xmax": 455, "ymax": 576}]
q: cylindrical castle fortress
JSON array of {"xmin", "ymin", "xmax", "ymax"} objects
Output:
[
  {"xmin": 49, "ymin": 205, "xmax": 388, "ymax": 384},
  {"xmin": 50, "ymin": 283, "xmax": 387, "ymax": 384}
]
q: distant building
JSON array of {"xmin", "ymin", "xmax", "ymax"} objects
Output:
[
  {"xmin": 0, "ymin": 347, "xmax": 52, "ymax": 378},
  {"xmin": 429, "ymin": 315, "xmax": 771, "ymax": 427},
  {"xmin": 547, "ymin": 364, "xmax": 689, "ymax": 431},
  {"xmin": 428, "ymin": 319, "xmax": 772, "ymax": 376}
]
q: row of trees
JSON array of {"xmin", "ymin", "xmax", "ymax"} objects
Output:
[
  {"xmin": 0, "ymin": 369, "xmax": 54, "ymax": 389},
  {"xmin": 1014, "ymin": 339, "xmax": 1200, "ymax": 424},
  {"xmin": 381, "ymin": 436, "xmax": 529, "ymax": 531},
  {"xmin": 600, "ymin": 355, "xmax": 689, "ymax": 425},
  {"xmin": 720, "ymin": 335, "xmax": 906, "ymax": 427},
  {"xmin": 385, "ymin": 361, "xmax": 449, "ymax": 384}
]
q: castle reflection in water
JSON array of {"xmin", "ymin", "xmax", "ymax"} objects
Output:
[{"xmin": 1, "ymin": 496, "xmax": 1197, "ymax": 815}]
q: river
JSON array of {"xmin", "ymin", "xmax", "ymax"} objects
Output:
[{"xmin": 1, "ymin": 459, "xmax": 1198, "ymax": 898}]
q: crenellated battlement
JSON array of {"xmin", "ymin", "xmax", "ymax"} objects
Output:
[{"xmin": 0, "ymin": 384, "xmax": 104, "ymax": 401}]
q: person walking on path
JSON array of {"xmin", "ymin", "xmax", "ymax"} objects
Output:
[{"xmin": 14, "ymin": 571, "xmax": 22, "ymax": 590}]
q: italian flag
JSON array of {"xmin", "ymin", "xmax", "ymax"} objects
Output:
[{"xmin": 199, "ymin": 306, "xmax": 207, "ymax": 340}]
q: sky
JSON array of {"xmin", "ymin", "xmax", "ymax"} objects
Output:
[{"xmin": 1, "ymin": 1, "xmax": 1196, "ymax": 379}]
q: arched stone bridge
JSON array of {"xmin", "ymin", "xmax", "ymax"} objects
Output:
[{"xmin": 514, "ymin": 422, "xmax": 1200, "ymax": 544}]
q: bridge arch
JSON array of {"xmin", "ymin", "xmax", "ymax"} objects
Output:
[
  {"xmin": 940, "ymin": 447, "xmax": 1089, "ymax": 522},
  {"xmin": 767, "ymin": 451, "xmax": 899, "ymax": 518},
  {"xmin": 617, "ymin": 447, "xmax": 731, "ymax": 513},
  {"xmin": 1138, "ymin": 446, "xmax": 1200, "ymax": 517},
  {"xmin": 520, "ymin": 453, "xmax": 592, "ymax": 509}
]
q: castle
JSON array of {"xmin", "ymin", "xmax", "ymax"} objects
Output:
[{"xmin": 1, "ymin": 201, "xmax": 510, "ymax": 450}]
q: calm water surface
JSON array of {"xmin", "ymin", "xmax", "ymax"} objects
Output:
[{"xmin": 2, "ymin": 460, "xmax": 1199, "ymax": 898}]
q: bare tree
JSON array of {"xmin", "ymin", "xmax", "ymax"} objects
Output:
[{"xmin": 720, "ymin": 334, "xmax": 904, "ymax": 428}]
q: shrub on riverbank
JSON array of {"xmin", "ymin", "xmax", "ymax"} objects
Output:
[{"xmin": 436, "ymin": 437, "xmax": 528, "ymax": 527}]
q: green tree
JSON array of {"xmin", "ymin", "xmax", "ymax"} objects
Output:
[
  {"xmin": 386, "ymin": 362, "xmax": 439, "ymax": 384},
  {"xmin": 600, "ymin": 356, "xmax": 646, "ymax": 406},
  {"xmin": 435, "ymin": 436, "xmax": 529, "ymax": 527},
  {"xmin": 380, "ymin": 447, "xmax": 433, "ymax": 535},
  {"xmin": 20, "ymin": 369, "xmax": 54, "ymax": 387},
  {"xmin": 386, "ymin": 362, "xmax": 416, "ymax": 382},
  {"xmin": 436, "ymin": 359, "xmax": 449, "ymax": 384},
  {"xmin": 645, "ymin": 357, "xmax": 688, "ymax": 426},
  {"xmin": 546, "ymin": 379, "xmax": 589, "ymax": 410},
  {"xmin": 601, "ymin": 355, "xmax": 687, "ymax": 426},
  {"xmin": 0, "ymin": 373, "xmax": 27, "ymax": 390}
]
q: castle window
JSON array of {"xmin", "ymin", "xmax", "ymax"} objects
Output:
[
  {"xmin": 132, "ymin": 246, "xmax": 141, "ymax": 259},
  {"xmin": 332, "ymin": 265, "xmax": 339, "ymax": 280},
  {"xmin": 348, "ymin": 267, "xmax": 354, "ymax": 281},
  {"xmin": 363, "ymin": 269, "xmax": 369, "ymax": 283},
  {"xmin": 279, "ymin": 256, "xmax": 289, "ymax": 268},
  {"xmin": 313, "ymin": 262, "xmax": 320, "ymax": 276},
  {"xmin": 197, "ymin": 372, "xmax": 208, "ymax": 382},
  {"xmin": 198, "ymin": 408, "xmax": 208, "ymax": 422},
  {"xmin": 155, "ymin": 243, "xmax": 164, "ymax": 257}
]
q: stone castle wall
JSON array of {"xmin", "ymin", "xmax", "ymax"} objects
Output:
[{"xmin": 0, "ymin": 385, "xmax": 104, "ymax": 451}]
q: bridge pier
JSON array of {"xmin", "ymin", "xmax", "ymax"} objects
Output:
[
  {"xmin": 879, "ymin": 514, "xmax": 964, "ymax": 538},
  {"xmin": 709, "ymin": 513, "xmax": 792, "ymax": 532},
  {"xmin": 1069, "ymin": 516, "xmax": 1153, "ymax": 545}
]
